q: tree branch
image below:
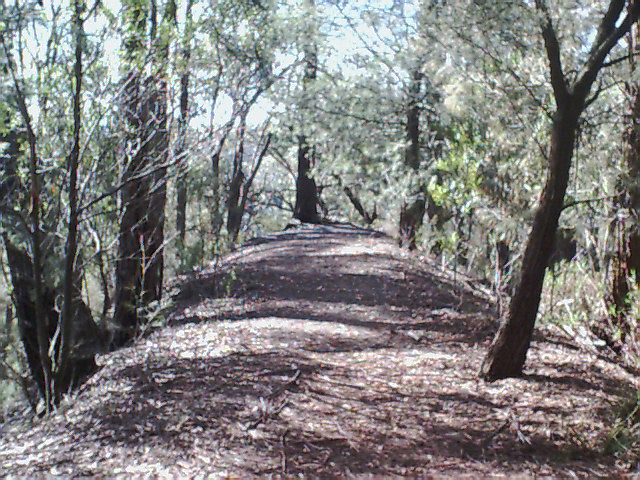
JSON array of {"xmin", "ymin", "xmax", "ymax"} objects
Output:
[
  {"xmin": 534, "ymin": 0, "xmax": 569, "ymax": 106},
  {"xmin": 576, "ymin": 0, "xmax": 640, "ymax": 94}
]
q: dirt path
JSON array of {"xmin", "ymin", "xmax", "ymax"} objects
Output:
[{"xmin": 1, "ymin": 224, "xmax": 638, "ymax": 477}]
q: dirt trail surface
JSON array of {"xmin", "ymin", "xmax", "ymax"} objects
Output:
[{"xmin": 1, "ymin": 224, "xmax": 638, "ymax": 478}]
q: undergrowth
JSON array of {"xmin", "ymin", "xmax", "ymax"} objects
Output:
[{"xmin": 605, "ymin": 390, "xmax": 640, "ymax": 468}]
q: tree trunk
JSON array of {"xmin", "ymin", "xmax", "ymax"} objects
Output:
[
  {"xmin": 343, "ymin": 185, "xmax": 377, "ymax": 225},
  {"xmin": 481, "ymin": 105, "xmax": 580, "ymax": 380},
  {"xmin": 210, "ymin": 121, "xmax": 233, "ymax": 240},
  {"xmin": 3, "ymin": 237, "xmax": 98, "ymax": 402},
  {"xmin": 142, "ymin": 75, "xmax": 169, "ymax": 305},
  {"xmin": 57, "ymin": 0, "xmax": 83, "ymax": 397},
  {"xmin": 112, "ymin": 2, "xmax": 171, "ymax": 347},
  {"xmin": 480, "ymin": 0, "xmax": 638, "ymax": 381},
  {"xmin": 294, "ymin": 136, "xmax": 320, "ymax": 223},
  {"xmin": 175, "ymin": 0, "xmax": 193, "ymax": 242},
  {"xmin": 294, "ymin": 7, "xmax": 320, "ymax": 224},
  {"xmin": 399, "ymin": 70, "xmax": 426, "ymax": 249},
  {"xmin": 227, "ymin": 117, "xmax": 247, "ymax": 242},
  {"xmin": 112, "ymin": 68, "xmax": 149, "ymax": 348},
  {"xmin": 5, "ymin": 42, "xmax": 54, "ymax": 409},
  {"xmin": 3, "ymin": 238, "xmax": 55, "ymax": 401},
  {"xmin": 234, "ymin": 133, "xmax": 271, "ymax": 243},
  {"xmin": 608, "ymin": 21, "xmax": 640, "ymax": 344}
]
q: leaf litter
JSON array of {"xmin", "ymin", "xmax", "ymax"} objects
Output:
[{"xmin": 1, "ymin": 224, "xmax": 638, "ymax": 478}]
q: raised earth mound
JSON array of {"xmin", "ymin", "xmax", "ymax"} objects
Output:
[{"xmin": 1, "ymin": 224, "xmax": 638, "ymax": 477}]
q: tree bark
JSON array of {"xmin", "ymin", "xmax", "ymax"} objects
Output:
[
  {"xmin": 112, "ymin": 67, "xmax": 149, "ymax": 348},
  {"xmin": 142, "ymin": 76, "xmax": 169, "ymax": 305},
  {"xmin": 227, "ymin": 116, "xmax": 247, "ymax": 242},
  {"xmin": 294, "ymin": 136, "xmax": 320, "ymax": 223},
  {"xmin": 57, "ymin": 0, "xmax": 83, "ymax": 397}
]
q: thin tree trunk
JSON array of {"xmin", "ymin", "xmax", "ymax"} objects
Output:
[
  {"xmin": 175, "ymin": 0, "xmax": 193, "ymax": 242},
  {"xmin": 343, "ymin": 186, "xmax": 377, "ymax": 225},
  {"xmin": 294, "ymin": 136, "xmax": 320, "ymax": 223},
  {"xmin": 481, "ymin": 105, "xmax": 580, "ymax": 380},
  {"xmin": 1, "ymin": 32, "xmax": 53, "ymax": 410},
  {"xmin": 232, "ymin": 133, "xmax": 271, "ymax": 243},
  {"xmin": 399, "ymin": 70, "xmax": 426, "ymax": 250},
  {"xmin": 227, "ymin": 116, "xmax": 247, "ymax": 242},
  {"xmin": 207, "ymin": 120, "xmax": 232, "ymax": 243},
  {"xmin": 57, "ymin": 0, "xmax": 84, "ymax": 398}
]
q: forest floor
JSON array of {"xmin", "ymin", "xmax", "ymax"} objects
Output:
[{"xmin": 1, "ymin": 224, "xmax": 639, "ymax": 478}]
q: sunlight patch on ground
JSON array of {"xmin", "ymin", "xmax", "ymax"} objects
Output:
[{"xmin": 314, "ymin": 241, "xmax": 396, "ymax": 257}]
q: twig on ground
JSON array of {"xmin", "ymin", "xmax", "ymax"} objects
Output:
[
  {"xmin": 267, "ymin": 369, "xmax": 301, "ymax": 399},
  {"xmin": 280, "ymin": 429, "xmax": 288, "ymax": 475},
  {"xmin": 244, "ymin": 369, "xmax": 301, "ymax": 430}
]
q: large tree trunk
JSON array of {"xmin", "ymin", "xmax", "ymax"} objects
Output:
[
  {"xmin": 3, "ymin": 238, "xmax": 56, "ymax": 401},
  {"xmin": 3, "ymin": 238, "xmax": 98, "ymax": 402},
  {"xmin": 142, "ymin": 75, "xmax": 169, "ymax": 305},
  {"xmin": 112, "ymin": 69, "xmax": 149, "ymax": 348},
  {"xmin": 481, "ymin": 105, "xmax": 580, "ymax": 380},
  {"xmin": 112, "ymin": 2, "xmax": 171, "ymax": 347}
]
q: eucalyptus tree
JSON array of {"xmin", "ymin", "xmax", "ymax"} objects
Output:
[
  {"xmin": 303, "ymin": 2, "xmax": 447, "ymax": 243},
  {"xmin": 192, "ymin": 0, "xmax": 304, "ymax": 241},
  {"xmin": 481, "ymin": 0, "xmax": 640, "ymax": 380},
  {"xmin": 0, "ymin": 0, "xmax": 108, "ymax": 409},
  {"xmin": 112, "ymin": 0, "xmax": 175, "ymax": 348}
]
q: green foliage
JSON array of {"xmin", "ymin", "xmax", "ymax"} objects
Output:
[
  {"xmin": 137, "ymin": 296, "xmax": 174, "ymax": 339},
  {"xmin": 538, "ymin": 260, "xmax": 607, "ymax": 329},
  {"xmin": 221, "ymin": 268, "xmax": 237, "ymax": 298}
]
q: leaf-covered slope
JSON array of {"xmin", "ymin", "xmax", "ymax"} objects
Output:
[{"xmin": 1, "ymin": 224, "xmax": 637, "ymax": 477}]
